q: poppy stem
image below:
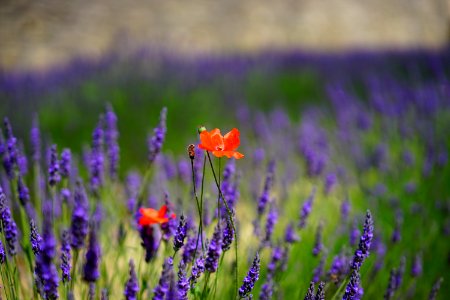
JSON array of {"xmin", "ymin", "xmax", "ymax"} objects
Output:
[{"xmin": 206, "ymin": 151, "xmax": 239, "ymax": 299}]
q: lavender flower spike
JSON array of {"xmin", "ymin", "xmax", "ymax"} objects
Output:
[
  {"xmin": 0, "ymin": 189, "xmax": 18, "ymax": 256},
  {"xmin": 48, "ymin": 144, "xmax": 61, "ymax": 186},
  {"xmin": 285, "ymin": 222, "xmax": 300, "ymax": 244},
  {"xmin": 90, "ymin": 118, "xmax": 105, "ymax": 194},
  {"xmin": 315, "ymin": 282, "xmax": 325, "ymax": 300},
  {"xmin": 173, "ymin": 215, "xmax": 187, "ymax": 252},
  {"xmin": 189, "ymin": 256, "xmax": 205, "ymax": 289},
  {"xmin": 177, "ymin": 261, "xmax": 189, "ymax": 300},
  {"xmin": 257, "ymin": 160, "xmax": 275, "ymax": 216},
  {"xmin": 299, "ymin": 187, "xmax": 317, "ymax": 229},
  {"xmin": 350, "ymin": 210, "xmax": 374, "ymax": 271},
  {"xmin": 30, "ymin": 219, "xmax": 42, "ymax": 255},
  {"xmin": 61, "ymin": 229, "xmax": 72, "ymax": 283},
  {"xmin": 0, "ymin": 240, "xmax": 5, "ymax": 264},
  {"xmin": 30, "ymin": 115, "xmax": 41, "ymax": 163},
  {"xmin": 105, "ymin": 104, "xmax": 120, "ymax": 179},
  {"xmin": 205, "ymin": 224, "xmax": 222, "ymax": 272},
  {"xmin": 304, "ymin": 281, "xmax": 315, "ymax": 300},
  {"xmin": 153, "ymin": 257, "xmax": 173, "ymax": 300},
  {"xmin": 70, "ymin": 181, "xmax": 89, "ymax": 249},
  {"xmin": 343, "ymin": 270, "xmax": 360, "ymax": 300},
  {"xmin": 83, "ymin": 225, "xmax": 101, "ymax": 283},
  {"xmin": 312, "ymin": 223, "xmax": 323, "ymax": 257},
  {"xmin": 221, "ymin": 217, "xmax": 234, "ymax": 252},
  {"xmin": 124, "ymin": 259, "xmax": 139, "ymax": 300},
  {"xmin": 239, "ymin": 252, "xmax": 260, "ymax": 299},
  {"xmin": 60, "ymin": 148, "xmax": 72, "ymax": 179},
  {"xmin": 148, "ymin": 107, "xmax": 167, "ymax": 163},
  {"xmin": 428, "ymin": 277, "xmax": 443, "ymax": 300}
]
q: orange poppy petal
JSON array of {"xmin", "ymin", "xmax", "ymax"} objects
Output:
[
  {"xmin": 223, "ymin": 128, "xmax": 241, "ymax": 151},
  {"xmin": 210, "ymin": 129, "xmax": 224, "ymax": 150},
  {"xmin": 212, "ymin": 150, "xmax": 244, "ymax": 159},
  {"xmin": 140, "ymin": 208, "xmax": 158, "ymax": 218},
  {"xmin": 158, "ymin": 205, "xmax": 168, "ymax": 218},
  {"xmin": 199, "ymin": 131, "xmax": 214, "ymax": 151}
]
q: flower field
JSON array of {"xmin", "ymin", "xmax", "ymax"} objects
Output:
[{"xmin": 0, "ymin": 49, "xmax": 449, "ymax": 299}]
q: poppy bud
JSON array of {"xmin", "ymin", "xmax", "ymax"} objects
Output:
[
  {"xmin": 198, "ymin": 126, "xmax": 206, "ymax": 134},
  {"xmin": 187, "ymin": 144, "xmax": 195, "ymax": 160}
]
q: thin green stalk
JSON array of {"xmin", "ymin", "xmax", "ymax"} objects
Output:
[
  {"xmin": 70, "ymin": 249, "xmax": 79, "ymax": 292},
  {"xmin": 213, "ymin": 253, "xmax": 225, "ymax": 299},
  {"xmin": 0, "ymin": 265, "xmax": 11, "ymax": 300},
  {"xmin": 201, "ymin": 272, "xmax": 211, "ymax": 300},
  {"xmin": 193, "ymin": 155, "xmax": 207, "ymax": 265},
  {"xmin": 206, "ymin": 152, "xmax": 238, "ymax": 299},
  {"xmin": 190, "ymin": 155, "xmax": 204, "ymax": 257},
  {"xmin": 331, "ymin": 279, "xmax": 348, "ymax": 300}
]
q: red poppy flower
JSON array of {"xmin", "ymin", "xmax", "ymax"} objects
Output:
[
  {"xmin": 138, "ymin": 205, "xmax": 176, "ymax": 226},
  {"xmin": 198, "ymin": 128, "xmax": 244, "ymax": 159}
]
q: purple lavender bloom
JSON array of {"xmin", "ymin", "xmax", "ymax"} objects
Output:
[
  {"xmin": 391, "ymin": 211, "xmax": 402, "ymax": 244},
  {"xmin": 328, "ymin": 252, "xmax": 349, "ymax": 283},
  {"xmin": 173, "ymin": 215, "xmax": 187, "ymax": 252},
  {"xmin": 205, "ymin": 224, "xmax": 222, "ymax": 272},
  {"xmin": 394, "ymin": 256, "xmax": 406, "ymax": 290},
  {"xmin": 83, "ymin": 226, "xmax": 101, "ymax": 282},
  {"xmin": 3, "ymin": 117, "xmax": 18, "ymax": 179},
  {"xmin": 264, "ymin": 204, "xmax": 278, "ymax": 244},
  {"xmin": 257, "ymin": 160, "xmax": 275, "ymax": 216},
  {"xmin": 343, "ymin": 270, "xmax": 360, "ymax": 300},
  {"xmin": 140, "ymin": 225, "xmax": 160, "ymax": 263},
  {"xmin": 384, "ymin": 269, "xmax": 396, "ymax": 300},
  {"xmin": 105, "ymin": 104, "xmax": 120, "ymax": 179},
  {"xmin": 153, "ymin": 257, "xmax": 173, "ymax": 300},
  {"xmin": 101, "ymin": 289, "xmax": 109, "ymax": 300},
  {"xmin": 177, "ymin": 261, "xmax": 189, "ymax": 300},
  {"xmin": 61, "ymin": 229, "xmax": 72, "ymax": 283},
  {"xmin": 17, "ymin": 175, "xmax": 30, "ymax": 206},
  {"xmin": 148, "ymin": 107, "xmax": 167, "ymax": 164},
  {"xmin": 177, "ymin": 159, "xmax": 190, "ymax": 184},
  {"xmin": 312, "ymin": 256, "xmax": 325, "ymax": 283},
  {"xmin": 428, "ymin": 277, "xmax": 443, "ymax": 300},
  {"xmin": 411, "ymin": 253, "xmax": 422, "ymax": 277},
  {"xmin": 30, "ymin": 219, "xmax": 42, "ymax": 255},
  {"xmin": 267, "ymin": 246, "xmax": 283, "ymax": 274},
  {"xmin": 60, "ymin": 148, "xmax": 72, "ymax": 179},
  {"xmin": 341, "ymin": 199, "xmax": 350, "ymax": 222},
  {"xmin": 17, "ymin": 146, "xmax": 28, "ymax": 175},
  {"xmin": 221, "ymin": 217, "xmax": 234, "ymax": 252},
  {"xmin": 30, "ymin": 116, "xmax": 41, "ymax": 163},
  {"xmin": 36, "ymin": 211, "xmax": 59, "ymax": 300},
  {"xmin": 350, "ymin": 210, "xmax": 374, "ymax": 271},
  {"xmin": 304, "ymin": 281, "xmax": 315, "ymax": 300},
  {"xmin": 90, "ymin": 118, "xmax": 105, "ymax": 194},
  {"xmin": 0, "ymin": 189, "xmax": 18, "ymax": 256},
  {"xmin": 124, "ymin": 259, "xmax": 139, "ymax": 300},
  {"xmin": 285, "ymin": 222, "xmax": 300, "ymax": 244},
  {"xmin": 48, "ymin": 144, "xmax": 61, "ymax": 186},
  {"xmin": 259, "ymin": 275, "xmax": 274, "ymax": 300},
  {"xmin": 0, "ymin": 240, "xmax": 5, "ymax": 264},
  {"xmin": 298, "ymin": 187, "xmax": 316, "ymax": 229},
  {"xmin": 182, "ymin": 233, "xmax": 198, "ymax": 264},
  {"xmin": 315, "ymin": 282, "xmax": 325, "ymax": 300},
  {"xmin": 125, "ymin": 171, "xmax": 141, "ymax": 213},
  {"xmin": 402, "ymin": 150, "xmax": 414, "ymax": 166},
  {"xmin": 312, "ymin": 223, "xmax": 323, "ymax": 257},
  {"xmin": 70, "ymin": 181, "xmax": 89, "ymax": 249},
  {"xmin": 189, "ymin": 256, "xmax": 205, "ymax": 289},
  {"xmin": 239, "ymin": 252, "xmax": 260, "ymax": 299},
  {"xmin": 324, "ymin": 172, "xmax": 337, "ymax": 194}
]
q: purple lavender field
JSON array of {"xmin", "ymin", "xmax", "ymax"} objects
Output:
[{"xmin": 0, "ymin": 48, "xmax": 449, "ymax": 299}]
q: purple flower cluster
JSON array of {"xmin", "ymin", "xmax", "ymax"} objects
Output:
[
  {"xmin": 60, "ymin": 148, "xmax": 72, "ymax": 179},
  {"xmin": 140, "ymin": 225, "xmax": 160, "ymax": 263},
  {"xmin": 90, "ymin": 119, "xmax": 105, "ymax": 194},
  {"xmin": 48, "ymin": 144, "xmax": 61, "ymax": 186},
  {"xmin": 189, "ymin": 256, "xmax": 205, "ymax": 289},
  {"xmin": 83, "ymin": 226, "xmax": 101, "ymax": 283},
  {"xmin": 105, "ymin": 104, "xmax": 120, "ymax": 179},
  {"xmin": 257, "ymin": 160, "xmax": 276, "ymax": 216},
  {"xmin": 298, "ymin": 187, "xmax": 316, "ymax": 229},
  {"xmin": 153, "ymin": 257, "xmax": 173, "ymax": 300},
  {"xmin": 177, "ymin": 261, "xmax": 189, "ymax": 300},
  {"xmin": 205, "ymin": 224, "xmax": 222, "ymax": 272},
  {"xmin": 124, "ymin": 259, "xmax": 139, "ymax": 300},
  {"xmin": 173, "ymin": 215, "xmax": 187, "ymax": 252},
  {"xmin": 148, "ymin": 107, "xmax": 167, "ymax": 163},
  {"xmin": 350, "ymin": 210, "xmax": 374, "ymax": 271},
  {"xmin": 30, "ymin": 219, "xmax": 42, "ymax": 255},
  {"xmin": 239, "ymin": 252, "xmax": 260, "ymax": 299},
  {"xmin": 0, "ymin": 189, "xmax": 18, "ymax": 256},
  {"xmin": 30, "ymin": 116, "xmax": 41, "ymax": 163},
  {"xmin": 343, "ymin": 270, "xmax": 361, "ymax": 300},
  {"xmin": 2, "ymin": 118, "xmax": 18, "ymax": 179},
  {"xmin": 70, "ymin": 181, "xmax": 90, "ymax": 249},
  {"xmin": 61, "ymin": 229, "xmax": 72, "ymax": 283}
]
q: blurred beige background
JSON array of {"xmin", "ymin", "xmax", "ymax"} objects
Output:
[{"xmin": 0, "ymin": 0, "xmax": 449, "ymax": 71}]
